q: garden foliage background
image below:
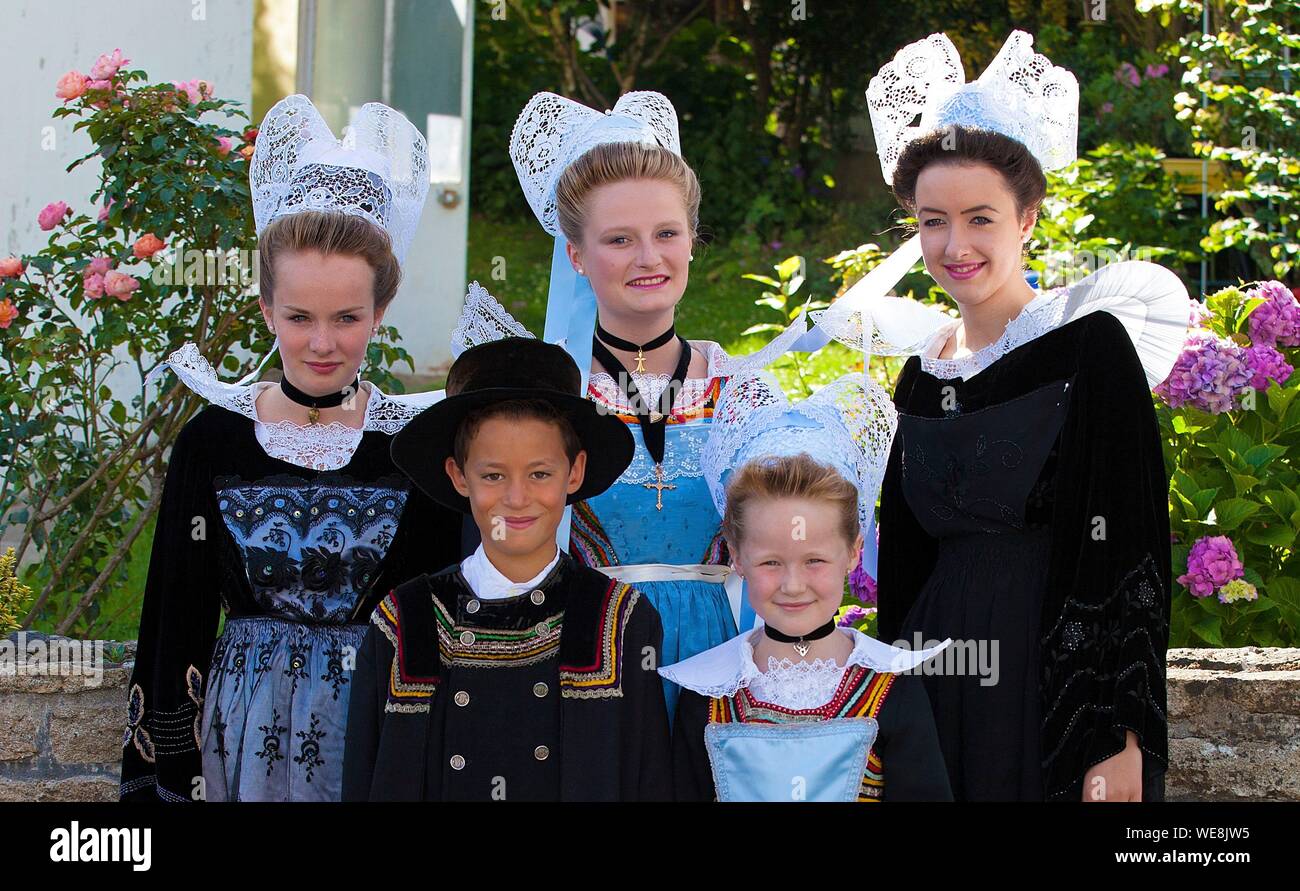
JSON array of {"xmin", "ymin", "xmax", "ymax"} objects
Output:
[{"xmin": 0, "ymin": 0, "xmax": 1296, "ymax": 648}]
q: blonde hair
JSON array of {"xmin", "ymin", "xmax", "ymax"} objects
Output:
[
  {"xmin": 554, "ymin": 142, "xmax": 702, "ymax": 246},
  {"xmin": 258, "ymin": 211, "xmax": 403, "ymax": 310},
  {"xmin": 721, "ymin": 454, "xmax": 859, "ymax": 553}
]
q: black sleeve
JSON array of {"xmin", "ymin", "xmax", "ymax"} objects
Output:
[
  {"xmin": 877, "ymin": 358, "xmax": 941, "ymax": 644},
  {"xmin": 671, "ymin": 690, "xmax": 715, "ymax": 802},
  {"xmin": 341, "ymin": 618, "xmax": 390, "ymax": 802},
  {"xmin": 874, "ymin": 674, "xmax": 952, "ymax": 801},
  {"xmin": 1040, "ymin": 312, "xmax": 1172, "ymax": 799},
  {"xmin": 120, "ymin": 414, "xmax": 225, "ymax": 802},
  {"xmin": 624, "ymin": 596, "xmax": 673, "ymax": 801}
]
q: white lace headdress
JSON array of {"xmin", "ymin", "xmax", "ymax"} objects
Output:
[
  {"xmin": 510, "ymin": 91, "xmax": 681, "ymax": 236},
  {"xmin": 251, "ymin": 94, "xmax": 430, "ymax": 263},
  {"xmin": 868, "ymin": 30, "xmax": 1078, "ymax": 186},
  {"xmin": 701, "ymin": 370, "xmax": 898, "ymax": 543},
  {"xmin": 733, "ymin": 30, "xmax": 1080, "ymax": 371}
]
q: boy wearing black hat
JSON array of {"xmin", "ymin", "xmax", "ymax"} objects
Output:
[{"xmin": 341, "ymin": 337, "xmax": 672, "ymax": 800}]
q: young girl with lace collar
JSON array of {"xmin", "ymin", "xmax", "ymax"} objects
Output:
[
  {"xmin": 660, "ymin": 372, "xmax": 951, "ymax": 802},
  {"xmin": 120, "ymin": 96, "xmax": 463, "ymax": 802}
]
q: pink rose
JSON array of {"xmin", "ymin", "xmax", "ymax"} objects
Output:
[
  {"xmin": 173, "ymin": 78, "xmax": 213, "ymax": 105},
  {"xmin": 103, "ymin": 271, "xmax": 139, "ymax": 302},
  {"xmin": 0, "ymin": 257, "xmax": 23, "ymax": 278},
  {"xmin": 86, "ymin": 256, "xmax": 114, "ymax": 277},
  {"xmin": 83, "ymin": 272, "xmax": 106, "ymax": 299},
  {"xmin": 38, "ymin": 201, "xmax": 70, "ymax": 231},
  {"xmin": 133, "ymin": 233, "xmax": 165, "ymax": 260},
  {"xmin": 215, "ymin": 136, "xmax": 233, "ymax": 157},
  {"xmin": 0, "ymin": 299, "xmax": 18, "ymax": 329},
  {"xmin": 86, "ymin": 79, "xmax": 112, "ymax": 92},
  {"xmin": 98, "ymin": 199, "xmax": 114, "ymax": 222},
  {"xmin": 89, "ymin": 49, "xmax": 129, "ymax": 81},
  {"xmin": 55, "ymin": 70, "xmax": 89, "ymax": 102}
]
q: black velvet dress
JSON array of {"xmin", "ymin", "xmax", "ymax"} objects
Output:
[{"xmin": 877, "ymin": 311, "xmax": 1171, "ymax": 802}]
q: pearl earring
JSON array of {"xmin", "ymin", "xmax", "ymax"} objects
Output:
[{"xmin": 578, "ymin": 267, "xmax": 586, "ymax": 275}]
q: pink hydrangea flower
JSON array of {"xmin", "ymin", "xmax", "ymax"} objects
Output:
[
  {"xmin": 1155, "ymin": 332, "xmax": 1253, "ymax": 414},
  {"xmin": 1188, "ymin": 298, "xmax": 1211, "ymax": 328},
  {"xmin": 89, "ymin": 49, "xmax": 129, "ymax": 81},
  {"xmin": 103, "ymin": 271, "xmax": 139, "ymax": 301},
  {"xmin": 1100, "ymin": 101, "xmax": 1114, "ymax": 115},
  {"xmin": 38, "ymin": 201, "xmax": 70, "ymax": 231},
  {"xmin": 55, "ymin": 71, "xmax": 88, "ymax": 102},
  {"xmin": 1243, "ymin": 343, "xmax": 1294, "ymax": 390},
  {"xmin": 1177, "ymin": 535, "xmax": 1244, "ymax": 598},
  {"xmin": 1246, "ymin": 280, "xmax": 1300, "ymax": 348},
  {"xmin": 1145, "ymin": 63, "xmax": 1169, "ymax": 79}
]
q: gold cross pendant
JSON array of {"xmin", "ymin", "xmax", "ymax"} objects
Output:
[
  {"xmin": 643, "ymin": 463, "xmax": 676, "ymax": 511},
  {"xmin": 633, "ymin": 349, "xmax": 647, "ymax": 374}
]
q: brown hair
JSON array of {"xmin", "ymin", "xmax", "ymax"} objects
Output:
[
  {"xmin": 890, "ymin": 126, "xmax": 1047, "ymax": 222},
  {"xmin": 452, "ymin": 399, "xmax": 582, "ymax": 471},
  {"xmin": 554, "ymin": 142, "xmax": 702, "ymax": 246},
  {"xmin": 721, "ymin": 454, "xmax": 858, "ymax": 553},
  {"xmin": 258, "ymin": 211, "xmax": 403, "ymax": 310}
]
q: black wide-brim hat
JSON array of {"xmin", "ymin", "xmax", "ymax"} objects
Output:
[{"xmin": 391, "ymin": 337, "xmax": 634, "ymax": 513}]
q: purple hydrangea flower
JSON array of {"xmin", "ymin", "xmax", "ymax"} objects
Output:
[
  {"xmin": 849, "ymin": 559, "xmax": 877, "ymax": 605},
  {"xmin": 1246, "ymin": 281, "xmax": 1300, "ymax": 348},
  {"xmin": 1177, "ymin": 535, "xmax": 1245, "ymax": 598},
  {"xmin": 1145, "ymin": 63, "xmax": 1169, "ymax": 79},
  {"xmin": 837, "ymin": 605, "xmax": 873, "ymax": 627},
  {"xmin": 1243, "ymin": 343, "xmax": 1294, "ymax": 390},
  {"xmin": 1155, "ymin": 332, "xmax": 1254, "ymax": 414}
]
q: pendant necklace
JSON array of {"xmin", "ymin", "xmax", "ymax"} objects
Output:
[
  {"xmin": 763, "ymin": 619, "xmax": 837, "ymax": 658},
  {"xmin": 280, "ymin": 374, "xmax": 360, "ymax": 425},
  {"xmin": 592, "ymin": 325, "xmax": 690, "ymax": 511}
]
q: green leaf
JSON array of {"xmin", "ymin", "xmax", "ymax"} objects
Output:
[
  {"xmin": 1244, "ymin": 524, "xmax": 1296, "ymax": 547},
  {"xmin": 1210, "ymin": 498, "xmax": 1260, "ymax": 530},
  {"xmin": 109, "ymin": 401, "xmax": 126, "ymax": 425},
  {"xmin": 1190, "ymin": 487, "xmax": 1220, "ymax": 519},
  {"xmin": 1191, "ymin": 613, "xmax": 1224, "ymax": 647},
  {"xmin": 742, "ymin": 274, "xmax": 780, "ymax": 288},
  {"xmin": 1243, "ymin": 443, "xmax": 1287, "ymax": 470},
  {"xmin": 1228, "ymin": 472, "xmax": 1260, "ymax": 495}
]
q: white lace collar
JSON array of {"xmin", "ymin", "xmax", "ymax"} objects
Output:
[
  {"xmin": 152, "ymin": 342, "xmax": 445, "ymax": 470},
  {"xmin": 588, "ymin": 340, "xmax": 729, "ymax": 412},
  {"xmin": 658, "ymin": 626, "xmax": 950, "ymax": 700},
  {"xmin": 919, "ymin": 288, "xmax": 1065, "ymax": 381},
  {"xmin": 915, "ymin": 260, "xmax": 1193, "ymax": 385}
]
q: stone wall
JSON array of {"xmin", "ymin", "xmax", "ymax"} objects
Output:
[{"xmin": 1, "ymin": 640, "xmax": 1297, "ymax": 801}]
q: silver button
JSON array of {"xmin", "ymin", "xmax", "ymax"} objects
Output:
[
  {"xmin": 534, "ymin": 745, "xmax": 550, "ymax": 761},
  {"xmin": 465, "ymin": 599, "xmax": 481, "ymax": 614},
  {"xmin": 534, "ymin": 622, "xmax": 549, "ymax": 636},
  {"xmin": 529, "ymin": 589, "xmax": 545, "ymax": 605},
  {"xmin": 450, "ymin": 755, "xmax": 466, "ymax": 770},
  {"xmin": 532, "ymin": 682, "xmax": 548, "ymax": 698},
  {"xmin": 459, "ymin": 630, "xmax": 476, "ymax": 646},
  {"xmin": 454, "ymin": 691, "xmax": 470, "ymax": 707}
]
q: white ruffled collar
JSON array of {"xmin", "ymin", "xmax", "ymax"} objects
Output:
[
  {"xmin": 658, "ymin": 626, "xmax": 950, "ymax": 700},
  {"xmin": 153, "ymin": 342, "xmax": 445, "ymax": 435},
  {"xmin": 919, "ymin": 287, "xmax": 1065, "ymax": 381}
]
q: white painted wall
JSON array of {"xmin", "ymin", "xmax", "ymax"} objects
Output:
[{"xmin": 1, "ymin": 0, "xmax": 254, "ymax": 258}]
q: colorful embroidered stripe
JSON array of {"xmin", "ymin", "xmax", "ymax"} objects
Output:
[
  {"xmin": 559, "ymin": 580, "xmax": 636, "ymax": 697},
  {"xmin": 568, "ymin": 500, "xmax": 618, "ymax": 568}
]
